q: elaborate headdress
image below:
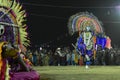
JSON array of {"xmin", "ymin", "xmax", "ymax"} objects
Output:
[
  {"xmin": 0, "ymin": 0, "xmax": 30, "ymax": 48},
  {"xmin": 68, "ymin": 12, "xmax": 103, "ymax": 35}
]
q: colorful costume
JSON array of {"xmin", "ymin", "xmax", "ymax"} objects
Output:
[
  {"xmin": 68, "ymin": 12, "xmax": 112, "ymax": 66},
  {"xmin": 105, "ymin": 36, "xmax": 112, "ymax": 49},
  {"xmin": 0, "ymin": 0, "xmax": 40, "ymax": 80}
]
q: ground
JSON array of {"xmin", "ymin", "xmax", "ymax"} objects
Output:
[{"xmin": 33, "ymin": 66, "xmax": 120, "ymax": 80}]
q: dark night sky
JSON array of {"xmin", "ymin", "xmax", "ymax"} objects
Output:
[{"xmin": 20, "ymin": 0, "xmax": 120, "ymax": 48}]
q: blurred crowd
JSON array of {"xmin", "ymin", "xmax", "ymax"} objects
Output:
[{"xmin": 23, "ymin": 46, "xmax": 120, "ymax": 66}]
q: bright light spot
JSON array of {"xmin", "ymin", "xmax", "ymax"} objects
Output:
[{"xmin": 40, "ymin": 47, "xmax": 42, "ymax": 50}]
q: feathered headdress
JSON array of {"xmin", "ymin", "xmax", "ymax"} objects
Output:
[
  {"xmin": 68, "ymin": 12, "xmax": 104, "ymax": 35},
  {"xmin": 0, "ymin": 0, "xmax": 30, "ymax": 47}
]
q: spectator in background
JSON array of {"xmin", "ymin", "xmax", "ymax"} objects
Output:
[
  {"xmin": 28, "ymin": 52, "xmax": 33, "ymax": 64},
  {"xmin": 33, "ymin": 50, "xmax": 37, "ymax": 66},
  {"xmin": 71, "ymin": 50, "xmax": 75, "ymax": 65},
  {"xmin": 48, "ymin": 50, "xmax": 54, "ymax": 65},
  {"xmin": 66, "ymin": 53, "xmax": 71, "ymax": 65},
  {"xmin": 74, "ymin": 50, "xmax": 79, "ymax": 65},
  {"xmin": 60, "ymin": 48, "xmax": 66, "ymax": 66},
  {"xmin": 55, "ymin": 47, "xmax": 62, "ymax": 66},
  {"xmin": 44, "ymin": 54, "xmax": 49, "ymax": 66}
]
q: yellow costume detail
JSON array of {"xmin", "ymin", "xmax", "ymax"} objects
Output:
[{"xmin": 0, "ymin": 42, "xmax": 6, "ymax": 71}]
